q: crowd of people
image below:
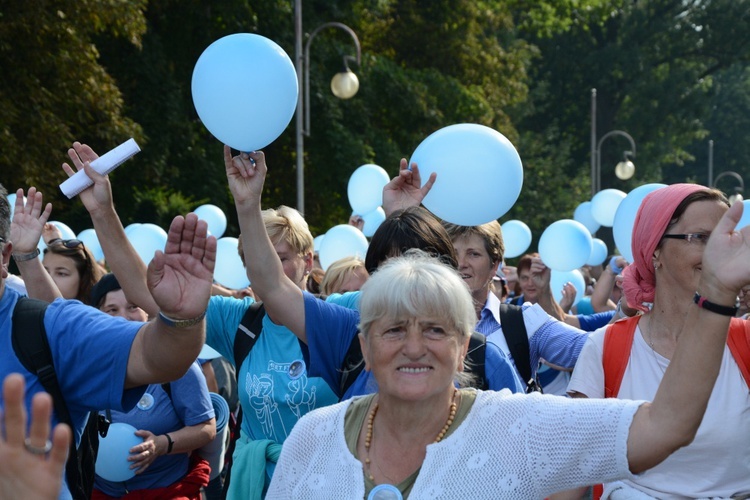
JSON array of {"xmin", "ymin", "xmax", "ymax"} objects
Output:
[{"xmin": 0, "ymin": 140, "xmax": 749, "ymax": 500}]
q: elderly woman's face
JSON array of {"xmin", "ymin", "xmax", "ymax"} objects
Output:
[
  {"xmin": 360, "ymin": 316, "xmax": 468, "ymax": 402},
  {"xmin": 655, "ymin": 199, "xmax": 727, "ymax": 294}
]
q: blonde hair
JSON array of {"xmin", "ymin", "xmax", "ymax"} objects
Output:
[
  {"xmin": 320, "ymin": 256, "xmax": 368, "ymax": 296},
  {"xmin": 237, "ymin": 205, "xmax": 314, "ymax": 266},
  {"xmin": 442, "ymin": 220, "xmax": 505, "ymax": 264}
]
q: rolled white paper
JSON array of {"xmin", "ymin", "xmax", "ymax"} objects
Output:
[{"xmin": 59, "ymin": 139, "xmax": 141, "ymax": 198}]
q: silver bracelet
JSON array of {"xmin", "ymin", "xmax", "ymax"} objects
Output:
[
  {"xmin": 157, "ymin": 310, "xmax": 206, "ymax": 328},
  {"xmin": 12, "ymin": 248, "xmax": 40, "ymax": 262}
]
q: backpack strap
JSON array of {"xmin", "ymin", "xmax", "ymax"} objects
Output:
[
  {"xmin": 465, "ymin": 332, "xmax": 488, "ymax": 390},
  {"xmin": 497, "ymin": 304, "xmax": 535, "ymax": 391},
  {"xmin": 602, "ymin": 316, "xmax": 640, "ymax": 398},
  {"xmin": 11, "ymin": 297, "xmax": 82, "ymax": 494},
  {"xmin": 232, "ymin": 301, "xmax": 266, "ymax": 378},
  {"xmin": 728, "ymin": 318, "xmax": 750, "ymax": 389},
  {"xmin": 339, "ymin": 334, "xmax": 365, "ymax": 398}
]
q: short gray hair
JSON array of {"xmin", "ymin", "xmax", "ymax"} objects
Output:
[{"xmin": 358, "ymin": 250, "xmax": 475, "ymax": 342}]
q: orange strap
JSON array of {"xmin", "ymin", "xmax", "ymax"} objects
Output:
[
  {"xmin": 602, "ymin": 317, "xmax": 640, "ymax": 398},
  {"xmin": 728, "ymin": 318, "xmax": 750, "ymax": 389}
]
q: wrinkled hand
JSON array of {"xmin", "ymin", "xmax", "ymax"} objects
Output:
[
  {"xmin": 128, "ymin": 430, "xmax": 164, "ymax": 474},
  {"xmin": 501, "ymin": 265, "xmax": 518, "ymax": 284},
  {"xmin": 224, "ymin": 145, "xmax": 266, "ymax": 207},
  {"xmin": 0, "ymin": 374, "xmax": 71, "ymax": 500},
  {"xmin": 61, "ymin": 142, "xmax": 114, "ymax": 216},
  {"xmin": 147, "ymin": 213, "xmax": 216, "ymax": 319},
  {"xmin": 10, "ymin": 188, "xmax": 51, "ymax": 254},
  {"xmin": 700, "ymin": 201, "xmax": 750, "ymax": 301},
  {"xmin": 559, "ymin": 282, "xmax": 577, "ymax": 313},
  {"xmin": 382, "ymin": 159, "xmax": 437, "ymax": 216}
]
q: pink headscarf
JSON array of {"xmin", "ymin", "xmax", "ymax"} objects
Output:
[{"xmin": 622, "ymin": 183, "xmax": 707, "ymax": 312}]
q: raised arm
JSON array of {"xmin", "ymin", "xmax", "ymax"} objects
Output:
[
  {"xmin": 62, "ymin": 142, "xmax": 159, "ymax": 317},
  {"xmin": 125, "ymin": 213, "xmax": 216, "ymax": 387},
  {"xmin": 9, "ymin": 188, "xmax": 61, "ymax": 302},
  {"xmin": 225, "ymin": 146, "xmax": 307, "ymax": 340},
  {"xmin": 381, "ymin": 159, "xmax": 436, "ymax": 216},
  {"xmin": 590, "ymin": 256, "xmax": 625, "ymax": 312},
  {"xmin": 530, "ymin": 257, "xmax": 566, "ymax": 321},
  {"xmin": 626, "ymin": 201, "xmax": 749, "ymax": 472}
]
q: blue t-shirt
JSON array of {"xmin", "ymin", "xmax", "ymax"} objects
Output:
[
  {"xmin": 205, "ymin": 295, "xmax": 337, "ymax": 445},
  {"xmin": 0, "ymin": 287, "xmax": 145, "ymax": 499},
  {"xmin": 577, "ymin": 310, "xmax": 616, "ymax": 332},
  {"xmin": 94, "ymin": 362, "xmax": 215, "ymax": 496},
  {"xmin": 305, "ymin": 292, "xmax": 524, "ymax": 400}
]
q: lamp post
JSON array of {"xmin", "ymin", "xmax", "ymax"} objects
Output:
[
  {"xmin": 590, "ymin": 89, "xmax": 637, "ymax": 196},
  {"xmin": 294, "ymin": 0, "xmax": 361, "ymax": 214},
  {"xmin": 712, "ymin": 170, "xmax": 745, "ymax": 206}
]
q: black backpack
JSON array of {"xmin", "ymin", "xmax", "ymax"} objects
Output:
[
  {"xmin": 498, "ymin": 303, "xmax": 542, "ymax": 393},
  {"xmin": 11, "ymin": 297, "xmax": 110, "ymax": 500}
]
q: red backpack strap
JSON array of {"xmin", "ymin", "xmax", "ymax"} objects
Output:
[
  {"xmin": 727, "ymin": 318, "xmax": 750, "ymax": 389},
  {"xmin": 602, "ymin": 316, "xmax": 640, "ymax": 398}
]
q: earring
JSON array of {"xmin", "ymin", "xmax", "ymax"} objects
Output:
[{"xmin": 654, "ymin": 262, "xmax": 660, "ymax": 270}]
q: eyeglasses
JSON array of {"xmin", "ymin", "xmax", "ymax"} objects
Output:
[
  {"xmin": 661, "ymin": 233, "xmax": 710, "ymax": 245},
  {"xmin": 47, "ymin": 238, "xmax": 84, "ymax": 249}
]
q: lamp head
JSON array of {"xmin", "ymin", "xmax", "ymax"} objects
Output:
[
  {"xmin": 615, "ymin": 159, "xmax": 635, "ymax": 180},
  {"xmin": 331, "ymin": 68, "xmax": 359, "ymax": 99}
]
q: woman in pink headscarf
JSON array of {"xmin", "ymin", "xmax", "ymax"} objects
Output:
[{"xmin": 564, "ymin": 184, "xmax": 750, "ymax": 499}]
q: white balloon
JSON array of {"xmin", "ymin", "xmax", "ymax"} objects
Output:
[{"xmin": 319, "ymin": 225, "xmax": 369, "ymax": 271}]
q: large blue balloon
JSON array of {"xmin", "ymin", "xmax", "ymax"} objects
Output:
[
  {"xmin": 192, "ymin": 34, "xmax": 298, "ymax": 151},
  {"xmin": 587, "ymin": 238, "xmax": 608, "ymax": 266},
  {"xmin": 214, "ymin": 237, "xmax": 250, "ymax": 290},
  {"xmin": 361, "ymin": 207, "xmax": 386, "ymax": 237},
  {"xmin": 501, "ymin": 220, "xmax": 532, "ymax": 258},
  {"xmin": 348, "ymin": 164, "xmax": 390, "ymax": 215},
  {"xmin": 409, "ymin": 124, "xmax": 523, "ymax": 226},
  {"xmin": 573, "ymin": 201, "xmax": 601, "ymax": 235},
  {"xmin": 96, "ymin": 423, "xmax": 143, "ymax": 482},
  {"xmin": 194, "ymin": 204, "xmax": 227, "ymax": 239},
  {"xmin": 77, "ymin": 228, "xmax": 104, "ymax": 262},
  {"xmin": 128, "ymin": 223, "xmax": 168, "ymax": 265},
  {"xmin": 319, "ymin": 225, "xmax": 369, "ymax": 271},
  {"xmin": 550, "ymin": 269, "xmax": 586, "ymax": 307},
  {"xmin": 612, "ymin": 183, "xmax": 667, "ymax": 262},
  {"xmin": 591, "ymin": 189, "xmax": 626, "ymax": 227},
  {"xmin": 538, "ymin": 220, "xmax": 593, "ymax": 271}
]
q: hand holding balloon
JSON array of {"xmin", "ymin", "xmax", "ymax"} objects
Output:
[{"xmin": 128, "ymin": 430, "xmax": 163, "ymax": 474}]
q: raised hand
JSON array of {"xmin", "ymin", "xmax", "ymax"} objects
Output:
[
  {"xmin": 382, "ymin": 159, "xmax": 437, "ymax": 216},
  {"xmin": 530, "ymin": 256, "xmax": 552, "ymax": 290},
  {"xmin": 224, "ymin": 145, "xmax": 266, "ymax": 207},
  {"xmin": 147, "ymin": 213, "xmax": 216, "ymax": 319},
  {"xmin": 9, "ymin": 188, "xmax": 51, "ymax": 254},
  {"xmin": 0, "ymin": 374, "xmax": 71, "ymax": 500},
  {"xmin": 61, "ymin": 142, "xmax": 114, "ymax": 216},
  {"xmin": 559, "ymin": 282, "xmax": 577, "ymax": 313},
  {"xmin": 700, "ymin": 201, "xmax": 750, "ymax": 302}
]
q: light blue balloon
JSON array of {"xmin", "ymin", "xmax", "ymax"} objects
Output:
[
  {"xmin": 587, "ymin": 238, "xmax": 608, "ymax": 266},
  {"xmin": 538, "ymin": 220, "xmax": 593, "ymax": 272},
  {"xmin": 501, "ymin": 220, "xmax": 532, "ymax": 258},
  {"xmin": 194, "ymin": 204, "xmax": 227, "ymax": 239},
  {"xmin": 124, "ymin": 223, "xmax": 142, "ymax": 237},
  {"xmin": 591, "ymin": 189, "xmax": 626, "ymax": 227},
  {"xmin": 409, "ymin": 124, "xmax": 524, "ymax": 226},
  {"xmin": 313, "ymin": 235, "xmax": 325, "ymax": 253},
  {"xmin": 736, "ymin": 200, "xmax": 750, "ymax": 230},
  {"xmin": 361, "ymin": 207, "xmax": 386, "ymax": 237},
  {"xmin": 128, "ymin": 223, "xmax": 168, "ymax": 265},
  {"xmin": 319, "ymin": 225, "xmax": 369, "ymax": 271},
  {"xmin": 214, "ymin": 237, "xmax": 250, "ymax": 290},
  {"xmin": 612, "ymin": 183, "xmax": 667, "ymax": 262},
  {"xmin": 550, "ymin": 269, "xmax": 586, "ymax": 307},
  {"xmin": 96, "ymin": 423, "xmax": 142, "ymax": 482},
  {"xmin": 348, "ymin": 164, "xmax": 390, "ymax": 215},
  {"xmin": 77, "ymin": 228, "xmax": 104, "ymax": 262},
  {"xmin": 192, "ymin": 33, "xmax": 298, "ymax": 151},
  {"xmin": 573, "ymin": 201, "xmax": 601, "ymax": 235},
  {"xmin": 50, "ymin": 221, "xmax": 76, "ymax": 240}
]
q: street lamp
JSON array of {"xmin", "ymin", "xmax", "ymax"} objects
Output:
[
  {"xmin": 295, "ymin": 0, "xmax": 362, "ymax": 214},
  {"xmin": 590, "ymin": 89, "xmax": 637, "ymax": 196},
  {"xmin": 712, "ymin": 170, "xmax": 745, "ymax": 206}
]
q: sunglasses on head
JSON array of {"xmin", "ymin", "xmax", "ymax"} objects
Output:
[{"xmin": 47, "ymin": 238, "xmax": 86, "ymax": 251}]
